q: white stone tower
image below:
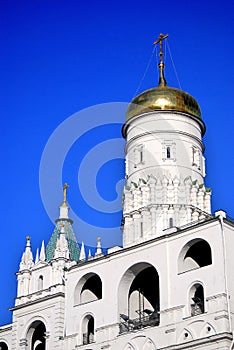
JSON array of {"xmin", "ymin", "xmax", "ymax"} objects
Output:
[{"xmin": 122, "ymin": 33, "xmax": 211, "ymax": 247}]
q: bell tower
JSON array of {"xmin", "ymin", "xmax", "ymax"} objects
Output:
[{"xmin": 122, "ymin": 34, "xmax": 211, "ymax": 247}]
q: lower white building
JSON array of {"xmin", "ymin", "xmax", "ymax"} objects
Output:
[{"xmin": 1, "ymin": 36, "xmax": 234, "ymax": 349}]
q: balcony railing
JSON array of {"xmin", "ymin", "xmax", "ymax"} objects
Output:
[
  {"xmin": 191, "ymin": 303, "xmax": 204, "ymax": 316},
  {"xmin": 83, "ymin": 332, "xmax": 94, "ymax": 345},
  {"xmin": 119, "ymin": 311, "xmax": 160, "ymax": 334}
]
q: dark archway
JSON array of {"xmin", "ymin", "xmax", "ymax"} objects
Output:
[
  {"xmin": 32, "ymin": 322, "xmax": 46, "ymax": 349},
  {"xmin": 26, "ymin": 321, "xmax": 46, "ymax": 350},
  {"xmin": 178, "ymin": 239, "xmax": 212, "ymax": 273},
  {"xmin": 185, "ymin": 241, "xmax": 211, "ymax": 267},
  {"xmin": 38, "ymin": 276, "xmax": 43, "ymax": 291},
  {"xmin": 0, "ymin": 342, "xmax": 8, "ymax": 350},
  {"xmin": 129, "ymin": 266, "xmax": 159, "ymax": 317},
  {"xmin": 190, "ymin": 284, "xmax": 205, "ymax": 316},
  {"xmin": 118, "ymin": 262, "xmax": 160, "ymax": 333},
  {"xmin": 82, "ymin": 315, "xmax": 94, "ymax": 345},
  {"xmin": 74, "ymin": 272, "xmax": 102, "ymax": 305},
  {"xmin": 81, "ymin": 274, "xmax": 102, "ymax": 301}
]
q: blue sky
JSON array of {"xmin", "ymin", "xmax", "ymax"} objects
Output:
[{"xmin": 0, "ymin": 0, "xmax": 233, "ymax": 325}]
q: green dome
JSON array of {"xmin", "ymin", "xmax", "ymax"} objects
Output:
[{"xmin": 46, "ymin": 220, "xmax": 80, "ymax": 262}]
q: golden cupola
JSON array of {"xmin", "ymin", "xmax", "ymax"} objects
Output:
[{"xmin": 125, "ymin": 33, "xmax": 203, "ymax": 132}]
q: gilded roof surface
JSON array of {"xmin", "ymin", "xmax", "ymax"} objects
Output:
[{"xmin": 126, "ymin": 86, "xmax": 201, "ymax": 121}]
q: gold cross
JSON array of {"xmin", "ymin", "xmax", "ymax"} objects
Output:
[
  {"xmin": 153, "ymin": 33, "xmax": 168, "ymax": 64},
  {"xmin": 153, "ymin": 33, "xmax": 168, "ymax": 86},
  {"xmin": 62, "ymin": 183, "xmax": 69, "ymax": 204}
]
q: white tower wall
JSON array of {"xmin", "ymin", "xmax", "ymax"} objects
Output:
[
  {"xmin": 125, "ymin": 111, "xmax": 205, "ymax": 183},
  {"xmin": 122, "ymin": 111, "xmax": 211, "ymax": 247}
]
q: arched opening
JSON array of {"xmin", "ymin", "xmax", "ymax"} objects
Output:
[
  {"xmin": 178, "ymin": 239, "xmax": 212, "ymax": 273},
  {"xmin": 38, "ymin": 276, "xmax": 43, "ymax": 291},
  {"xmin": 0, "ymin": 342, "xmax": 8, "ymax": 350},
  {"xmin": 74, "ymin": 273, "xmax": 102, "ymax": 305},
  {"xmin": 81, "ymin": 275, "xmax": 102, "ymax": 303},
  {"xmin": 82, "ymin": 315, "xmax": 94, "ymax": 345},
  {"xmin": 26, "ymin": 321, "xmax": 46, "ymax": 350},
  {"xmin": 169, "ymin": 217, "xmax": 173, "ymax": 228},
  {"xmin": 118, "ymin": 262, "xmax": 160, "ymax": 333},
  {"xmin": 128, "ymin": 266, "xmax": 159, "ymax": 318},
  {"xmin": 190, "ymin": 283, "xmax": 204, "ymax": 316},
  {"xmin": 166, "ymin": 146, "xmax": 171, "ymax": 159}
]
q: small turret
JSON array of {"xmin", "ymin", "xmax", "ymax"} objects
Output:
[
  {"xmin": 45, "ymin": 184, "xmax": 80, "ymax": 262},
  {"xmin": 59, "ymin": 183, "xmax": 70, "ymax": 220},
  {"xmin": 88, "ymin": 249, "xmax": 92, "ymax": 260},
  {"xmin": 54, "ymin": 224, "xmax": 70, "ymax": 259},
  {"xmin": 80, "ymin": 241, "xmax": 86, "ymax": 261},
  {"xmin": 39, "ymin": 240, "xmax": 46, "ymax": 262},
  {"xmin": 17, "ymin": 236, "xmax": 34, "ymax": 298},
  {"xmin": 95, "ymin": 237, "xmax": 103, "ymax": 257},
  {"xmin": 35, "ymin": 248, "xmax": 39, "ymax": 264},
  {"xmin": 19, "ymin": 236, "xmax": 34, "ymax": 271}
]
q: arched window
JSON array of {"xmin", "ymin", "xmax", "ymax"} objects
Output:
[
  {"xmin": 82, "ymin": 315, "xmax": 94, "ymax": 345},
  {"xmin": 169, "ymin": 217, "xmax": 173, "ymax": 228},
  {"xmin": 74, "ymin": 273, "xmax": 102, "ymax": 305},
  {"xmin": 140, "ymin": 222, "xmax": 143, "ymax": 237},
  {"xmin": 166, "ymin": 146, "xmax": 171, "ymax": 159},
  {"xmin": 178, "ymin": 239, "xmax": 212, "ymax": 273},
  {"xmin": 134, "ymin": 145, "xmax": 144, "ymax": 167},
  {"xmin": 26, "ymin": 321, "xmax": 46, "ymax": 350},
  {"xmin": 118, "ymin": 262, "xmax": 160, "ymax": 333},
  {"xmin": 190, "ymin": 284, "xmax": 204, "ymax": 316},
  {"xmin": 0, "ymin": 342, "xmax": 8, "ymax": 350},
  {"xmin": 38, "ymin": 276, "xmax": 43, "ymax": 291},
  {"xmin": 140, "ymin": 149, "xmax": 143, "ymax": 163}
]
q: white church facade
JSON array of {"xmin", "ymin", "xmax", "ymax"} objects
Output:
[{"xmin": 1, "ymin": 34, "xmax": 234, "ymax": 350}]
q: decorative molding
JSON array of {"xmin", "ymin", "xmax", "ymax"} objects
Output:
[
  {"xmin": 95, "ymin": 323, "xmax": 119, "ymax": 332},
  {"xmin": 206, "ymin": 293, "xmax": 227, "ymax": 301},
  {"xmin": 158, "ymin": 332, "xmax": 232, "ymax": 349},
  {"xmin": 160, "ymin": 305, "xmax": 185, "ymax": 314},
  {"xmin": 10, "ymin": 292, "xmax": 65, "ymax": 311},
  {"xmin": 0, "ymin": 325, "xmax": 12, "ymax": 333},
  {"xmin": 19, "ymin": 338, "xmax": 27, "ymax": 346},
  {"xmin": 165, "ymin": 328, "xmax": 176, "ymax": 334},
  {"xmin": 124, "ymin": 127, "xmax": 204, "ymax": 152},
  {"xmin": 214, "ymin": 314, "xmax": 229, "ymax": 320}
]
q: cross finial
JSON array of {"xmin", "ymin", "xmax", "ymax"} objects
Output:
[
  {"xmin": 26, "ymin": 235, "xmax": 31, "ymax": 248},
  {"xmin": 62, "ymin": 183, "xmax": 69, "ymax": 206},
  {"xmin": 153, "ymin": 33, "xmax": 168, "ymax": 86}
]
